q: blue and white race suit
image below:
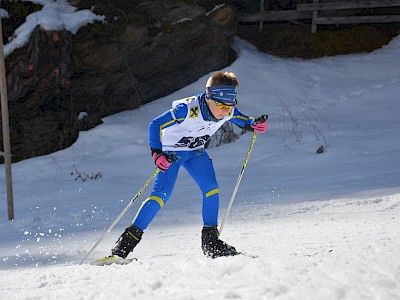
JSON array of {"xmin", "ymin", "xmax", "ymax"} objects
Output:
[{"xmin": 132, "ymin": 93, "xmax": 256, "ymax": 230}]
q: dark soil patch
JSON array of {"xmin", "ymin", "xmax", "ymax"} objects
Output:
[{"xmin": 237, "ymin": 22, "xmax": 400, "ymax": 59}]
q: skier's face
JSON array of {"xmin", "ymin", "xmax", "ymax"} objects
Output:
[{"xmin": 205, "ymin": 98, "xmax": 233, "ymax": 119}]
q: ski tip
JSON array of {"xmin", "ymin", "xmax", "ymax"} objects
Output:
[{"xmin": 90, "ymin": 256, "xmax": 135, "ymax": 266}]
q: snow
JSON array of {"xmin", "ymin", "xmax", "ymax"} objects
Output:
[
  {"xmin": 2, "ymin": 0, "xmax": 105, "ymax": 57},
  {"xmin": 1, "ymin": 7, "xmax": 400, "ymax": 299},
  {"xmin": 0, "ymin": 8, "xmax": 9, "ymax": 18}
]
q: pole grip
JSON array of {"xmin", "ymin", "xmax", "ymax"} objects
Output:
[{"xmin": 255, "ymin": 114, "xmax": 268, "ymax": 123}]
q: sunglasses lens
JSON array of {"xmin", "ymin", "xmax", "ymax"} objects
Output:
[{"xmin": 215, "ymin": 101, "xmax": 234, "ymax": 110}]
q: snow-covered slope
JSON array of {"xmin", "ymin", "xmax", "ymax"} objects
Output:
[{"xmin": 1, "ymin": 36, "xmax": 399, "ymax": 299}]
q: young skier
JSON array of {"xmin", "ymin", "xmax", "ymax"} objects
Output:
[{"xmin": 111, "ymin": 71, "xmax": 268, "ymax": 259}]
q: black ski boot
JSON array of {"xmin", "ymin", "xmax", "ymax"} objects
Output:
[
  {"xmin": 111, "ymin": 225, "xmax": 143, "ymax": 259},
  {"xmin": 201, "ymin": 226, "xmax": 237, "ymax": 258}
]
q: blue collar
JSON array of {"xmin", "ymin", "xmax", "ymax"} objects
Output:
[{"xmin": 199, "ymin": 93, "xmax": 219, "ymax": 122}]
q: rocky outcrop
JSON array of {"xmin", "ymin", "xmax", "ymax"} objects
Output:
[{"xmin": 1, "ymin": 1, "xmax": 237, "ymax": 162}]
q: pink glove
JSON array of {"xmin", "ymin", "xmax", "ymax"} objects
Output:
[
  {"xmin": 251, "ymin": 120, "xmax": 268, "ymax": 133},
  {"xmin": 153, "ymin": 152, "xmax": 172, "ymax": 172}
]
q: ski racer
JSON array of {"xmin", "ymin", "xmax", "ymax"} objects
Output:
[{"xmin": 111, "ymin": 71, "xmax": 268, "ymax": 259}]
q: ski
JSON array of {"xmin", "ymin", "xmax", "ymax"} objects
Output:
[
  {"xmin": 89, "ymin": 252, "xmax": 256, "ymax": 265},
  {"xmin": 90, "ymin": 255, "xmax": 137, "ymax": 266}
]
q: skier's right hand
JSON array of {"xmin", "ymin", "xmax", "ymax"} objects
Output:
[{"xmin": 151, "ymin": 149, "xmax": 172, "ymax": 172}]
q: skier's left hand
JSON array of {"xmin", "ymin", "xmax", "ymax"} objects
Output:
[{"xmin": 251, "ymin": 118, "xmax": 268, "ymax": 133}]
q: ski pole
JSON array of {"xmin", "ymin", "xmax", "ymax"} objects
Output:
[
  {"xmin": 219, "ymin": 115, "xmax": 268, "ymax": 236},
  {"xmin": 79, "ymin": 168, "xmax": 160, "ymax": 265}
]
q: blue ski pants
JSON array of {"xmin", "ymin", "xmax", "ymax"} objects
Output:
[{"xmin": 132, "ymin": 149, "xmax": 219, "ymax": 230}]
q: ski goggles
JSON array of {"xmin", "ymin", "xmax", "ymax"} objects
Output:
[{"xmin": 214, "ymin": 100, "xmax": 235, "ymax": 110}]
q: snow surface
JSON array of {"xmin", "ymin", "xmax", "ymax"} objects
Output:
[{"xmin": 1, "ymin": 34, "xmax": 400, "ymax": 299}]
